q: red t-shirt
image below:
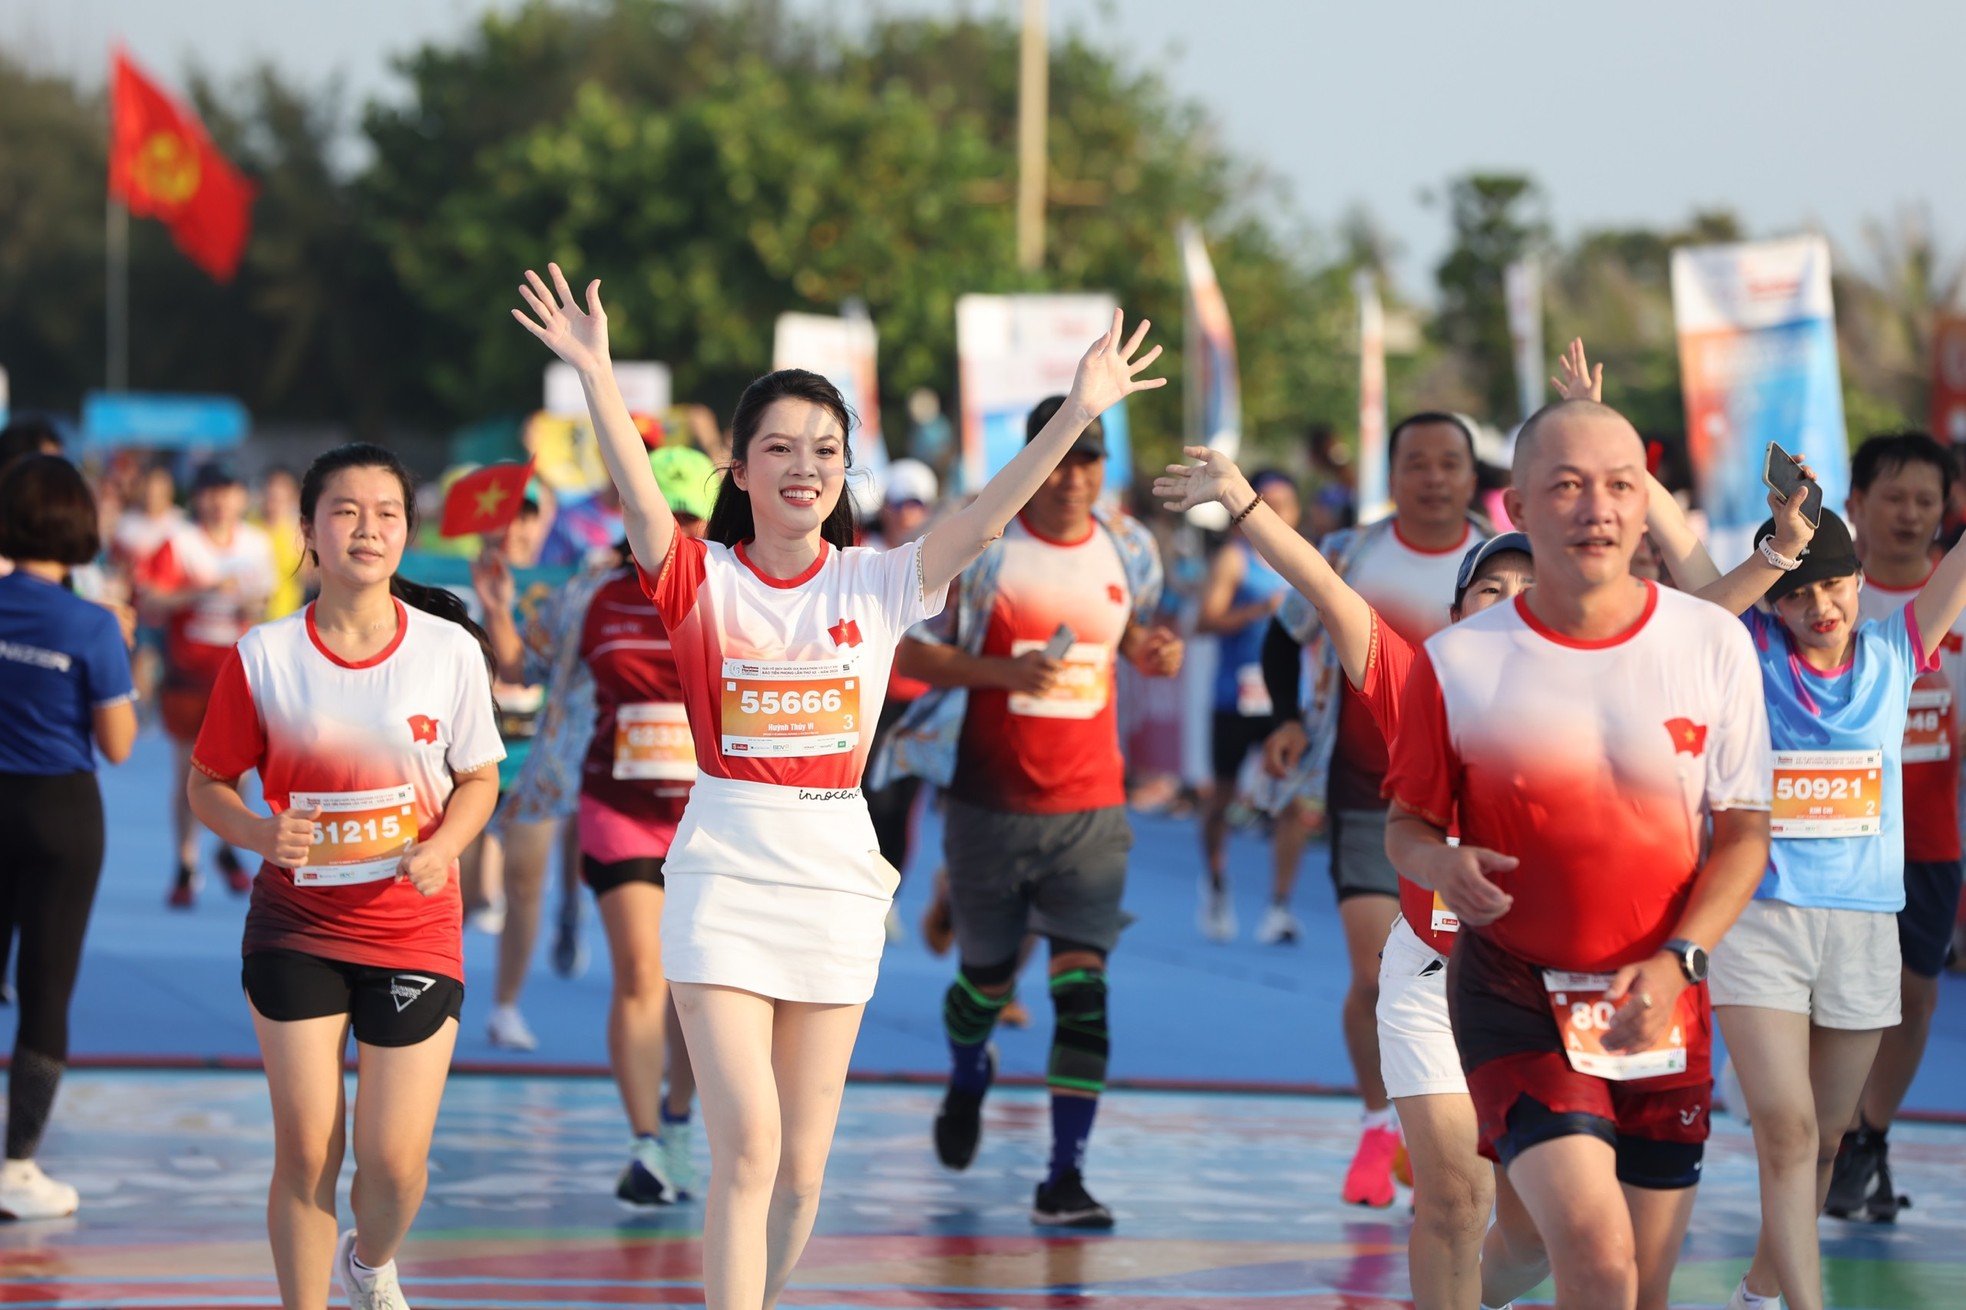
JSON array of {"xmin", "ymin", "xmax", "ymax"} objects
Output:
[
  {"xmin": 191, "ymin": 603, "xmax": 506, "ymax": 979},
  {"xmin": 580, "ymin": 567, "xmax": 692, "ymax": 828},
  {"xmin": 1859, "ymin": 578, "xmax": 1964, "ymax": 862},
  {"xmin": 948, "ymin": 516, "xmax": 1135, "ymax": 814},
  {"xmin": 159, "ymin": 524, "xmax": 277, "ymax": 689},
  {"xmin": 1383, "ymin": 585, "xmax": 1772, "ymax": 973}
]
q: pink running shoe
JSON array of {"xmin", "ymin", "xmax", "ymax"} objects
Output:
[{"xmin": 1343, "ymin": 1123, "xmax": 1400, "ymax": 1208}]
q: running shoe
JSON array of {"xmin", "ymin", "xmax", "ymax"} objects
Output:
[
  {"xmin": 1342, "ymin": 1122, "xmax": 1401, "ymax": 1208},
  {"xmin": 485, "ymin": 1005, "xmax": 538, "ymax": 1052},
  {"xmin": 933, "ymin": 1047, "xmax": 996, "ymax": 1171},
  {"xmin": 1826, "ymin": 1127, "xmax": 1908, "ymax": 1222},
  {"xmin": 1031, "ymin": 1169, "xmax": 1115, "ymax": 1228},
  {"xmin": 615, "ymin": 1137, "xmax": 679, "ymax": 1207},
  {"xmin": 0, "ymin": 1159, "xmax": 79, "ymax": 1220},
  {"xmin": 658, "ymin": 1124, "xmax": 696, "ymax": 1201},
  {"xmin": 1724, "ymin": 1276, "xmax": 1784, "ymax": 1310},
  {"xmin": 216, "ymin": 845, "xmax": 253, "ymax": 894},
  {"xmin": 334, "ymin": 1229, "xmax": 411, "ymax": 1310},
  {"xmin": 167, "ymin": 864, "xmax": 198, "ymax": 910},
  {"xmin": 1254, "ymin": 904, "xmax": 1302, "ymax": 945},
  {"xmin": 464, "ymin": 898, "xmax": 506, "ymax": 936},
  {"xmin": 1198, "ymin": 881, "xmax": 1236, "ymax": 943},
  {"xmin": 550, "ymin": 903, "xmax": 588, "ymax": 980}
]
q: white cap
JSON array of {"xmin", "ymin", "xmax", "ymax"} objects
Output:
[{"xmin": 883, "ymin": 458, "xmax": 939, "ymax": 508}]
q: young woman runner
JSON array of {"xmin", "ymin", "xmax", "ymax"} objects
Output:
[
  {"xmin": 187, "ymin": 444, "xmax": 504, "ymax": 1310},
  {"xmin": 513, "ymin": 262, "xmax": 1161, "ymax": 1310}
]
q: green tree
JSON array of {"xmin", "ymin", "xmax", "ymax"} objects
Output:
[{"xmin": 1431, "ymin": 172, "xmax": 1549, "ymax": 423}]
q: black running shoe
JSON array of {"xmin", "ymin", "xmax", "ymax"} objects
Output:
[
  {"xmin": 216, "ymin": 845, "xmax": 252, "ymax": 894},
  {"xmin": 614, "ymin": 1144, "xmax": 678, "ymax": 1207},
  {"xmin": 1826, "ymin": 1128, "xmax": 1909, "ymax": 1223},
  {"xmin": 1031, "ymin": 1169, "xmax": 1115, "ymax": 1229},
  {"xmin": 933, "ymin": 1048, "xmax": 995, "ymax": 1171}
]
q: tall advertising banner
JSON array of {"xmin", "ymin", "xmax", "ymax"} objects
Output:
[
  {"xmin": 1505, "ymin": 258, "xmax": 1544, "ymax": 422},
  {"xmin": 1671, "ymin": 235, "xmax": 1849, "ymax": 553},
  {"xmin": 1931, "ymin": 314, "xmax": 1966, "ymax": 444},
  {"xmin": 1180, "ymin": 222, "xmax": 1242, "ymax": 529},
  {"xmin": 773, "ymin": 310, "xmax": 888, "ymax": 515},
  {"xmin": 955, "ymin": 293, "xmax": 1130, "ymax": 495},
  {"xmin": 1355, "ymin": 270, "xmax": 1390, "ymax": 522}
]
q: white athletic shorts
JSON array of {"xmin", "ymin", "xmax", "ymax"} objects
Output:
[
  {"xmin": 1376, "ymin": 915, "xmax": 1467, "ymax": 1099},
  {"xmin": 1709, "ymin": 897, "xmax": 1901, "ymax": 1030},
  {"xmin": 661, "ymin": 775, "xmax": 899, "ymax": 1006}
]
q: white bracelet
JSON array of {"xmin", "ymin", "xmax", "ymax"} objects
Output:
[{"xmin": 1758, "ymin": 536, "xmax": 1802, "ymax": 571}]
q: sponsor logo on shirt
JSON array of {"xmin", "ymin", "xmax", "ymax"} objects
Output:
[
  {"xmin": 797, "ymin": 788, "xmax": 862, "ymax": 802},
  {"xmin": 827, "ymin": 618, "xmax": 864, "ymax": 648},
  {"xmin": 407, "ymin": 714, "xmax": 440, "ymax": 744},
  {"xmin": 1664, "ymin": 717, "xmax": 1707, "ymax": 756}
]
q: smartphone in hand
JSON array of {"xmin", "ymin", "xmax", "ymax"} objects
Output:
[
  {"xmin": 1763, "ymin": 441, "xmax": 1824, "ymax": 528},
  {"xmin": 1042, "ymin": 623, "xmax": 1076, "ymax": 661}
]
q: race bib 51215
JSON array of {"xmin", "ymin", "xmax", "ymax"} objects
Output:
[{"xmin": 289, "ymin": 784, "xmax": 418, "ymax": 887}]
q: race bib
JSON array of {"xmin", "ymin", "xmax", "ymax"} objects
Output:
[
  {"xmin": 720, "ymin": 656, "xmax": 859, "ymax": 758},
  {"xmin": 1904, "ymin": 684, "xmax": 1953, "ymax": 764},
  {"xmin": 1770, "ymin": 748, "xmax": 1883, "ymax": 838},
  {"xmin": 1430, "ymin": 891, "xmax": 1460, "ymax": 935},
  {"xmin": 1008, "ymin": 640, "xmax": 1112, "ymax": 719},
  {"xmin": 614, "ymin": 701, "xmax": 696, "ymax": 781},
  {"xmin": 1235, "ymin": 662, "xmax": 1274, "ymax": 718},
  {"xmin": 290, "ymin": 784, "xmax": 418, "ymax": 887},
  {"xmin": 1543, "ymin": 970, "xmax": 1687, "ymax": 1081}
]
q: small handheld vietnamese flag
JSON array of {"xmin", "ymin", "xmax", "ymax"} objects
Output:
[{"xmin": 440, "ymin": 461, "xmax": 534, "ymax": 538}]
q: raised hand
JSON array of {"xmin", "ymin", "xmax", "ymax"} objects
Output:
[
  {"xmin": 470, "ymin": 547, "xmax": 516, "ymax": 617},
  {"xmin": 1154, "ymin": 446, "xmax": 1251, "ymax": 514},
  {"xmin": 512, "ymin": 263, "xmax": 610, "ymax": 375},
  {"xmin": 1551, "ymin": 337, "xmax": 1603, "ymax": 402},
  {"xmin": 1064, "ymin": 309, "xmax": 1166, "ymax": 423}
]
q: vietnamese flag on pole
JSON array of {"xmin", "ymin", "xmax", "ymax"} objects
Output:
[
  {"xmin": 440, "ymin": 462, "xmax": 535, "ymax": 539},
  {"xmin": 108, "ymin": 49, "xmax": 257, "ymax": 282}
]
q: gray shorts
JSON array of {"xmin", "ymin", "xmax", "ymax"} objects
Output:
[
  {"xmin": 944, "ymin": 799, "xmax": 1131, "ymax": 967},
  {"xmin": 1330, "ymin": 807, "xmax": 1399, "ymax": 901}
]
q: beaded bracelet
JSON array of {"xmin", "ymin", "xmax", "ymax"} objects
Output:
[{"xmin": 1229, "ymin": 496, "xmax": 1261, "ymax": 528}]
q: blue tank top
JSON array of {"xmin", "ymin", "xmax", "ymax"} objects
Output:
[{"xmin": 1213, "ymin": 540, "xmax": 1289, "ymax": 715}]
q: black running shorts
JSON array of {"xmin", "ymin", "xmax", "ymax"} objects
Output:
[
  {"xmin": 583, "ymin": 855, "xmax": 667, "ymax": 897},
  {"xmin": 242, "ymin": 949, "xmax": 463, "ymax": 1048}
]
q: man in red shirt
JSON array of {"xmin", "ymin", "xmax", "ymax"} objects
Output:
[
  {"xmin": 894, "ymin": 399, "xmax": 1181, "ymax": 1228},
  {"xmin": 1384, "ymin": 400, "xmax": 1772, "ymax": 1310}
]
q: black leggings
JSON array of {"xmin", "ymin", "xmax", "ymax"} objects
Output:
[{"xmin": 0, "ymin": 771, "xmax": 106, "ymax": 1160}]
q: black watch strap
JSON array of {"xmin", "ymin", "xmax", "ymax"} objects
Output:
[{"xmin": 1663, "ymin": 937, "xmax": 1707, "ymax": 983}]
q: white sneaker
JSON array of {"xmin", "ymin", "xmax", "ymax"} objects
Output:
[
  {"xmin": 0, "ymin": 1158, "xmax": 79, "ymax": 1219},
  {"xmin": 486, "ymin": 1004, "xmax": 538, "ymax": 1052},
  {"xmin": 465, "ymin": 898, "xmax": 507, "ymax": 935},
  {"xmin": 658, "ymin": 1122, "xmax": 696, "ymax": 1200},
  {"xmin": 1198, "ymin": 882, "xmax": 1236, "ymax": 943},
  {"xmin": 1254, "ymin": 904, "xmax": 1302, "ymax": 945},
  {"xmin": 335, "ymin": 1229, "xmax": 411, "ymax": 1310},
  {"xmin": 1725, "ymin": 1277, "xmax": 1784, "ymax": 1310}
]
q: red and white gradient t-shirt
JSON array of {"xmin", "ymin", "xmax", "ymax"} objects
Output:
[
  {"xmin": 1328, "ymin": 521, "xmax": 1473, "ymax": 810},
  {"xmin": 1859, "ymin": 578, "xmax": 1965, "ymax": 862},
  {"xmin": 1384, "ymin": 583, "xmax": 1771, "ymax": 973},
  {"xmin": 191, "ymin": 602, "xmax": 505, "ymax": 979},
  {"xmin": 641, "ymin": 534, "xmax": 943, "ymax": 788},
  {"xmin": 160, "ymin": 523, "xmax": 277, "ymax": 687},
  {"xmin": 581, "ymin": 566, "xmax": 692, "ymax": 830},
  {"xmin": 949, "ymin": 515, "xmax": 1134, "ymax": 814}
]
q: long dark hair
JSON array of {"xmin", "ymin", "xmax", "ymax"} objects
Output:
[
  {"xmin": 298, "ymin": 442, "xmax": 497, "ymax": 681},
  {"xmin": 706, "ymin": 369, "xmax": 858, "ymax": 552}
]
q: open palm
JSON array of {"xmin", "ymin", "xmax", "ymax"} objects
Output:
[
  {"xmin": 1066, "ymin": 309, "xmax": 1166, "ymax": 421},
  {"xmin": 1154, "ymin": 446, "xmax": 1242, "ymax": 513},
  {"xmin": 512, "ymin": 263, "xmax": 610, "ymax": 374}
]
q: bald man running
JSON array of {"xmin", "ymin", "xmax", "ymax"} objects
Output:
[{"xmin": 1385, "ymin": 400, "xmax": 1772, "ymax": 1310}]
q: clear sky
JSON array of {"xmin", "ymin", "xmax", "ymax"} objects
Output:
[{"xmin": 9, "ymin": 0, "xmax": 1960, "ymax": 300}]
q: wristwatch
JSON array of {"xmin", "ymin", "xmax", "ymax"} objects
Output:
[
  {"xmin": 1662, "ymin": 938, "xmax": 1709, "ymax": 984},
  {"xmin": 1758, "ymin": 536, "xmax": 1803, "ymax": 571}
]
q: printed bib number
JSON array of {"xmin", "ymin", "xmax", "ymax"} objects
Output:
[
  {"xmin": 1430, "ymin": 891, "xmax": 1460, "ymax": 935},
  {"xmin": 720, "ymin": 657, "xmax": 859, "ymax": 758},
  {"xmin": 290, "ymin": 785, "xmax": 417, "ymax": 887},
  {"xmin": 1904, "ymin": 684, "xmax": 1953, "ymax": 764},
  {"xmin": 1770, "ymin": 748, "xmax": 1882, "ymax": 838},
  {"xmin": 1009, "ymin": 639, "xmax": 1112, "ymax": 719},
  {"xmin": 1543, "ymin": 970, "xmax": 1687, "ymax": 1081},
  {"xmin": 614, "ymin": 702, "xmax": 696, "ymax": 781},
  {"xmin": 1235, "ymin": 662, "xmax": 1274, "ymax": 718}
]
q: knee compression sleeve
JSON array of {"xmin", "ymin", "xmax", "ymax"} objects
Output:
[
  {"xmin": 1047, "ymin": 969, "xmax": 1110, "ymax": 1094},
  {"xmin": 943, "ymin": 970, "xmax": 1012, "ymax": 1046}
]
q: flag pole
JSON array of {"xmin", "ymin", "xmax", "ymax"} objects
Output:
[
  {"xmin": 1014, "ymin": 0, "xmax": 1048, "ymax": 273},
  {"xmin": 106, "ymin": 195, "xmax": 129, "ymax": 392}
]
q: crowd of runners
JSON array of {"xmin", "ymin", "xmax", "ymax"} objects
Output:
[{"xmin": 1, "ymin": 282, "xmax": 1963, "ymax": 1310}]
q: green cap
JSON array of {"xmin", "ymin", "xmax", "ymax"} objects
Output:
[{"xmin": 650, "ymin": 446, "xmax": 718, "ymax": 522}]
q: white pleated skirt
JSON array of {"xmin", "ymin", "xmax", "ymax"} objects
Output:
[{"xmin": 660, "ymin": 775, "xmax": 898, "ymax": 1005}]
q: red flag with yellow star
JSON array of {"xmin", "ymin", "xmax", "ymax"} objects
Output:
[
  {"xmin": 108, "ymin": 50, "xmax": 257, "ymax": 282},
  {"xmin": 440, "ymin": 461, "xmax": 534, "ymax": 539}
]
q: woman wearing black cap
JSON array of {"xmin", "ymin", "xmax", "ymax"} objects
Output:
[{"xmin": 158, "ymin": 463, "xmax": 277, "ymax": 907}]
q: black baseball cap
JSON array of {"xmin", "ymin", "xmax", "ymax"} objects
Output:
[
  {"xmin": 1758, "ymin": 508, "xmax": 1859, "ymax": 604},
  {"xmin": 1025, "ymin": 395, "xmax": 1106, "ymax": 460},
  {"xmin": 190, "ymin": 461, "xmax": 244, "ymax": 494},
  {"xmin": 1453, "ymin": 531, "xmax": 1532, "ymax": 607}
]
